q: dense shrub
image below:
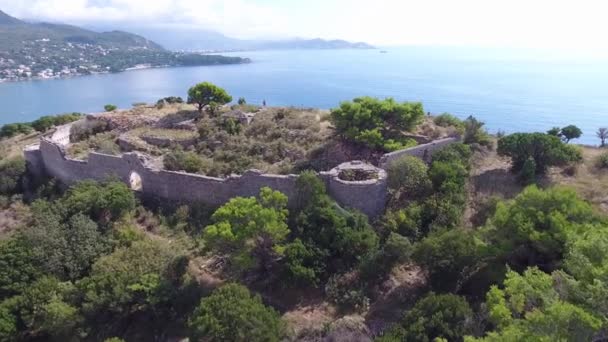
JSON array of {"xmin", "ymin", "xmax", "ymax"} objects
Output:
[
  {"xmin": 0, "ymin": 123, "xmax": 32, "ymax": 138},
  {"xmin": 163, "ymin": 149, "xmax": 207, "ymax": 173},
  {"xmin": 414, "ymin": 229, "xmax": 486, "ymax": 292},
  {"xmin": 434, "ymin": 113, "xmax": 463, "ymax": 128},
  {"xmin": 498, "ymin": 132, "xmax": 582, "ymax": 179},
  {"xmin": 104, "ymin": 104, "xmax": 117, "ymax": 112},
  {"xmin": 325, "ymin": 274, "xmax": 369, "ymax": 312},
  {"xmin": 330, "ymin": 96, "xmax": 424, "ymax": 151},
  {"xmin": 290, "ymin": 172, "xmax": 379, "ymax": 280},
  {"xmin": 188, "ymin": 283, "xmax": 284, "ymax": 342},
  {"xmin": 380, "ymin": 293, "xmax": 473, "ymax": 342},
  {"xmin": 203, "ymin": 187, "xmax": 289, "ymax": 272},
  {"xmin": 387, "ymin": 155, "xmax": 431, "ymax": 199},
  {"xmin": 31, "ymin": 113, "xmax": 83, "ymax": 132},
  {"xmin": 62, "ymin": 180, "xmax": 136, "ymax": 221},
  {"xmin": 462, "ymin": 116, "xmax": 491, "ymax": 146},
  {"xmin": 359, "ymin": 232, "xmax": 412, "ymax": 280},
  {"xmin": 484, "ymin": 186, "xmax": 597, "ymax": 270},
  {"xmin": 0, "ymin": 157, "xmax": 26, "ymax": 196}
]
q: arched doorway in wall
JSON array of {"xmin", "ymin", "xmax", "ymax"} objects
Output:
[{"xmin": 129, "ymin": 171, "xmax": 143, "ymax": 191}]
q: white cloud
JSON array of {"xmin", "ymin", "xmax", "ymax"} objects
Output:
[{"xmin": 2, "ymin": 0, "xmax": 608, "ymax": 51}]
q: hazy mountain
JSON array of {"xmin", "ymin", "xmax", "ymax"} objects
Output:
[
  {"xmin": 0, "ymin": 10, "xmax": 162, "ymax": 51},
  {"xmin": 96, "ymin": 25, "xmax": 375, "ymax": 52}
]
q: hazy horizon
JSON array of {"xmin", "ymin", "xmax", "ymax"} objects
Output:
[{"xmin": 2, "ymin": 0, "xmax": 608, "ymax": 57}]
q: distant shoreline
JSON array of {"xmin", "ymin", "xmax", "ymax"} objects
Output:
[{"xmin": 0, "ymin": 59, "xmax": 252, "ymax": 84}]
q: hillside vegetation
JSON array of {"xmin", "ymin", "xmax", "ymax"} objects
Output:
[{"xmin": 1, "ymin": 87, "xmax": 608, "ymax": 341}]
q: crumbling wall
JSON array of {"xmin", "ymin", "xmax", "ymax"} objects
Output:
[
  {"xmin": 29, "ymin": 124, "xmax": 459, "ymax": 219},
  {"xmin": 379, "ymin": 137, "xmax": 460, "ymax": 169},
  {"xmin": 35, "ymin": 139, "xmax": 386, "ymax": 216}
]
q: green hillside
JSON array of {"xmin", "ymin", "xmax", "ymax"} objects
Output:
[
  {"xmin": 0, "ymin": 10, "xmax": 162, "ymax": 51},
  {"xmin": 0, "ymin": 10, "xmax": 248, "ymax": 81}
]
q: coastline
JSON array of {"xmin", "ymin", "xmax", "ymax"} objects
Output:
[{"xmin": 0, "ymin": 59, "xmax": 252, "ymax": 84}]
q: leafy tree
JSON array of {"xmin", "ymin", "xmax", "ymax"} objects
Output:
[
  {"xmin": 382, "ymin": 293, "xmax": 473, "ymax": 342},
  {"xmin": 188, "ymin": 283, "xmax": 283, "ymax": 342},
  {"xmin": 330, "ymin": 96, "xmax": 424, "ymax": 151},
  {"xmin": 30, "ymin": 116, "xmax": 55, "ymax": 132},
  {"xmin": 13, "ymin": 276, "xmax": 82, "ymax": 340},
  {"xmin": 547, "ymin": 126, "xmax": 561, "ymax": 136},
  {"xmin": 413, "ymin": 229, "xmax": 487, "ymax": 292},
  {"xmin": 237, "ymin": 97, "xmax": 246, "ymax": 105},
  {"xmin": 484, "ymin": 186, "xmax": 597, "ymax": 270},
  {"xmin": 596, "ymin": 127, "xmax": 608, "ymax": 147},
  {"xmin": 203, "ymin": 187, "xmax": 289, "ymax": 272},
  {"xmin": 0, "ymin": 302, "xmax": 16, "ymax": 342},
  {"xmin": 23, "ymin": 203, "xmax": 108, "ymax": 281},
  {"xmin": 387, "ymin": 155, "xmax": 431, "ymax": 199},
  {"xmin": 0, "ymin": 238, "xmax": 41, "ymax": 300},
  {"xmin": 282, "ymin": 239, "xmax": 327, "ymax": 286},
  {"xmin": 497, "ymin": 132, "xmax": 582, "ymax": 179},
  {"xmin": 470, "ymin": 268, "xmax": 602, "ymax": 342},
  {"xmin": 104, "ymin": 104, "xmax": 117, "ymax": 112},
  {"xmin": 187, "ymin": 82, "xmax": 232, "ymax": 115},
  {"xmin": 0, "ymin": 157, "xmax": 26, "ymax": 196},
  {"xmin": 359, "ymin": 232, "xmax": 412, "ymax": 280},
  {"xmin": 560, "ymin": 124, "xmax": 582, "ymax": 143},
  {"xmin": 62, "ymin": 180, "xmax": 135, "ymax": 221},
  {"xmin": 78, "ymin": 239, "xmax": 181, "ymax": 320},
  {"xmin": 0, "ymin": 123, "xmax": 32, "ymax": 138}
]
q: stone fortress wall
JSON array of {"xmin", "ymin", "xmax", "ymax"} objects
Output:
[{"xmin": 24, "ymin": 120, "xmax": 459, "ymax": 218}]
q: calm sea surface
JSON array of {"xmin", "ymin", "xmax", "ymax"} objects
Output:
[{"xmin": 1, "ymin": 47, "xmax": 607, "ymax": 144}]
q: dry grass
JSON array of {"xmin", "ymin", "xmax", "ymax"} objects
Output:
[
  {"xmin": 0, "ymin": 132, "xmax": 42, "ymax": 160},
  {"xmin": 131, "ymin": 127, "xmax": 198, "ymax": 140},
  {"xmin": 548, "ymin": 146, "xmax": 608, "ymax": 212},
  {"xmin": 464, "ymin": 142, "xmax": 608, "ymax": 227}
]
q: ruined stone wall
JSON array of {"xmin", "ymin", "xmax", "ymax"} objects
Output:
[
  {"xmin": 379, "ymin": 137, "xmax": 460, "ymax": 169},
  {"xmin": 28, "ymin": 124, "xmax": 459, "ymax": 219},
  {"xmin": 34, "ymin": 138, "xmax": 386, "ymax": 217}
]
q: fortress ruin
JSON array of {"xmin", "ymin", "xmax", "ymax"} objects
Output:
[{"xmin": 24, "ymin": 119, "xmax": 458, "ymax": 218}]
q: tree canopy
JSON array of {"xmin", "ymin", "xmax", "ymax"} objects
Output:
[
  {"xmin": 330, "ymin": 96, "xmax": 423, "ymax": 151},
  {"xmin": 497, "ymin": 132, "xmax": 582, "ymax": 180},
  {"xmin": 188, "ymin": 283, "xmax": 283, "ymax": 342},
  {"xmin": 187, "ymin": 82, "xmax": 232, "ymax": 114}
]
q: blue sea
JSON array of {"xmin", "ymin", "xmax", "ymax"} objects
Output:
[{"xmin": 1, "ymin": 47, "xmax": 607, "ymax": 144}]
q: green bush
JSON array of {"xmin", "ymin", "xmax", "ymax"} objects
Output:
[
  {"xmin": 463, "ymin": 116, "xmax": 492, "ymax": 146},
  {"xmin": 330, "ymin": 96, "xmax": 424, "ymax": 151},
  {"xmin": 384, "ymin": 293, "xmax": 474, "ymax": 342},
  {"xmin": 325, "ymin": 275, "xmax": 369, "ymax": 312},
  {"xmin": 104, "ymin": 104, "xmax": 117, "ymax": 112},
  {"xmin": 413, "ymin": 229, "xmax": 486, "ymax": 292},
  {"xmin": 498, "ymin": 132, "xmax": 582, "ymax": 180},
  {"xmin": 188, "ymin": 283, "xmax": 284, "ymax": 341},
  {"xmin": 31, "ymin": 113, "xmax": 83, "ymax": 132},
  {"xmin": 0, "ymin": 157, "xmax": 26, "ymax": 196},
  {"xmin": 163, "ymin": 150, "xmax": 206, "ymax": 173},
  {"xmin": 0, "ymin": 123, "xmax": 33, "ymax": 138},
  {"xmin": 434, "ymin": 113, "xmax": 463, "ymax": 128}
]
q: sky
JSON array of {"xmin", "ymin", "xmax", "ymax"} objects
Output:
[{"xmin": 2, "ymin": 0, "xmax": 608, "ymax": 52}]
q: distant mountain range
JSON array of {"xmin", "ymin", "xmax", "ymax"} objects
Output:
[{"xmin": 119, "ymin": 26, "xmax": 375, "ymax": 52}]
